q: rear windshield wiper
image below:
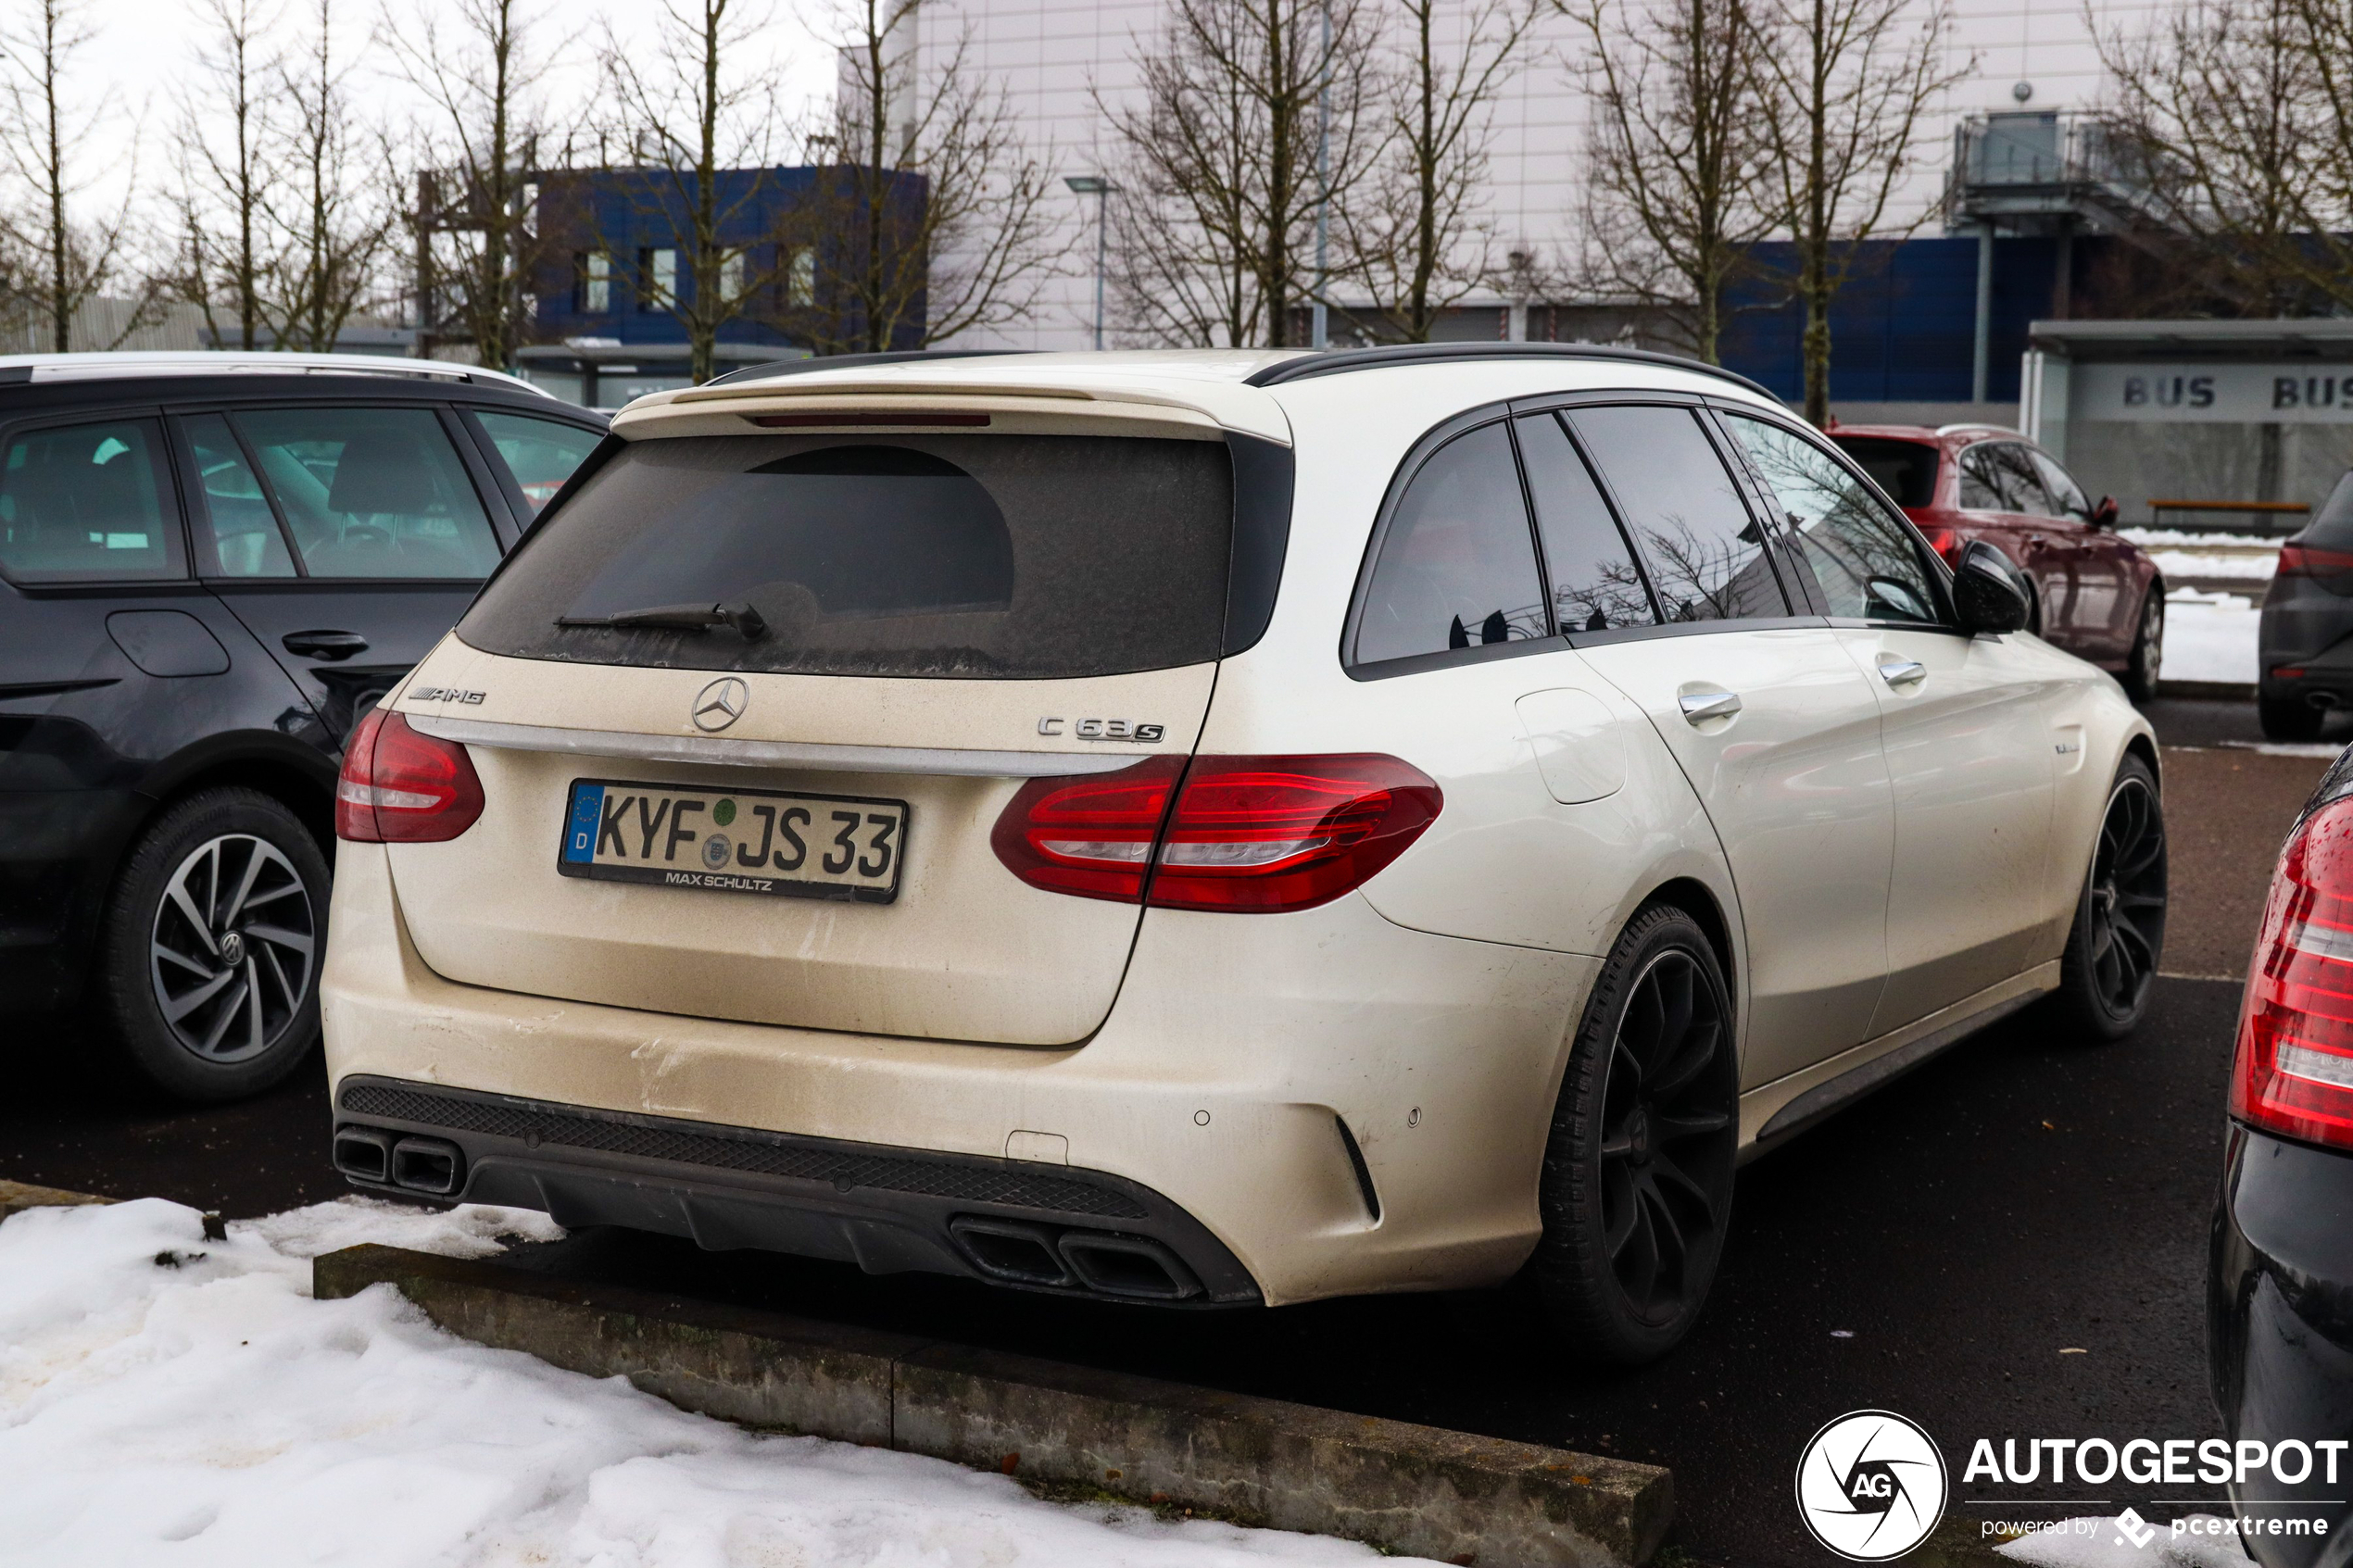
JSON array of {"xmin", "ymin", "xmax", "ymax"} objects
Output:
[{"xmin": 556, "ymin": 601, "xmax": 768, "ymax": 640}]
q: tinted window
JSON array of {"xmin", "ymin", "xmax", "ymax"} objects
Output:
[
  {"xmin": 2029, "ymin": 450, "xmax": 2092, "ymax": 521},
  {"xmin": 0, "ymin": 419, "xmax": 182, "ymax": 582},
  {"xmin": 2309, "ymin": 470, "xmax": 2353, "ymax": 549},
  {"xmin": 1829, "ymin": 436, "xmax": 1939, "ymax": 508},
  {"xmin": 1726, "ymin": 414, "xmax": 1940, "ymax": 624},
  {"xmin": 463, "ymin": 434, "xmax": 1234, "ymax": 680},
  {"xmin": 1515, "ymin": 413, "xmax": 1654, "ymax": 632},
  {"xmin": 234, "ymin": 407, "xmax": 500, "ymax": 579},
  {"xmin": 1356, "ymin": 421, "xmax": 1546, "ymax": 663},
  {"xmin": 1957, "ymin": 445, "xmax": 2005, "ymax": 509},
  {"xmin": 475, "ymin": 409, "xmax": 603, "ymax": 517},
  {"xmin": 1568, "ymin": 406, "xmax": 1787, "ymax": 622},
  {"xmin": 183, "ymin": 413, "xmax": 293, "ymax": 578}
]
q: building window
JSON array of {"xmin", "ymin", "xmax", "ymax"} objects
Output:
[
  {"xmin": 719, "ymin": 250, "xmax": 746, "ymax": 305},
  {"xmin": 638, "ymin": 247, "xmax": 676, "ymax": 312},
  {"xmin": 575, "ymin": 252, "xmax": 610, "ymax": 314},
  {"xmin": 784, "ymin": 245, "xmax": 815, "ymax": 308}
]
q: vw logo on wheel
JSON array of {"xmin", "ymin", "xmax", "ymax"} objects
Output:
[
  {"xmin": 691, "ymin": 677, "xmax": 749, "ymax": 733},
  {"xmin": 1794, "ymin": 1410, "xmax": 1947, "ymax": 1561}
]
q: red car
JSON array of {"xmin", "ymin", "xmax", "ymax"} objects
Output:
[{"xmin": 1830, "ymin": 423, "xmax": 2165, "ymax": 699}]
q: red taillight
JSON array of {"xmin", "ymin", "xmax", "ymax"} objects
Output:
[
  {"xmin": 1915, "ymin": 523, "xmax": 1961, "ymax": 563},
  {"xmin": 2233, "ymin": 796, "xmax": 2353, "ymax": 1148},
  {"xmin": 334, "ymin": 709, "xmax": 484, "ymax": 844},
  {"xmin": 2277, "ymin": 542, "xmax": 2353, "ymax": 581},
  {"xmin": 991, "ymin": 754, "xmax": 1442, "ymax": 913}
]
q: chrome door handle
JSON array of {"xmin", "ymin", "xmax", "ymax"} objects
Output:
[
  {"xmin": 1678, "ymin": 689, "xmax": 1743, "ymax": 724},
  {"xmin": 1878, "ymin": 659, "xmax": 1927, "ymax": 688}
]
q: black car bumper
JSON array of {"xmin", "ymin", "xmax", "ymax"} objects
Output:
[
  {"xmin": 2209, "ymin": 1123, "xmax": 2353, "ymax": 1566},
  {"xmin": 331, "ymin": 1074, "xmax": 1263, "ymax": 1307}
]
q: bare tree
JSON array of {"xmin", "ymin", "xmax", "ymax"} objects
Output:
[
  {"xmin": 170, "ymin": 0, "xmax": 282, "ymax": 351},
  {"xmin": 595, "ymin": 0, "xmax": 796, "ymax": 381},
  {"xmin": 780, "ymin": 0, "xmax": 1063, "ymax": 354},
  {"xmin": 386, "ymin": 0, "xmax": 557, "ymax": 367},
  {"xmin": 1753, "ymin": 0, "xmax": 1969, "ymax": 422},
  {"xmin": 261, "ymin": 0, "xmax": 402, "ymax": 351},
  {"xmin": 1103, "ymin": 0, "xmax": 1387, "ymax": 346},
  {"xmin": 1567, "ymin": 0, "xmax": 1773, "ymax": 362},
  {"xmin": 2095, "ymin": 0, "xmax": 2344, "ymax": 314},
  {"xmin": 1341, "ymin": 0, "xmax": 1536, "ymax": 341},
  {"xmin": 0, "ymin": 0, "xmax": 157, "ymax": 351}
]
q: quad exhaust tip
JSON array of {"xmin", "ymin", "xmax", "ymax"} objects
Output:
[
  {"xmin": 949, "ymin": 1215, "xmax": 1202, "ymax": 1300},
  {"xmin": 333, "ymin": 1124, "xmax": 464, "ymax": 1197}
]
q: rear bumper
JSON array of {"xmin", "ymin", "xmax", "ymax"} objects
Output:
[
  {"xmin": 321, "ymin": 842, "xmax": 1597, "ymax": 1307},
  {"xmin": 2208, "ymin": 1123, "xmax": 2353, "ymax": 1567}
]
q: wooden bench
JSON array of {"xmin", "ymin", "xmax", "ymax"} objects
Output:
[{"xmin": 2146, "ymin": 499, "xmax": 2310, "ymax": 534}]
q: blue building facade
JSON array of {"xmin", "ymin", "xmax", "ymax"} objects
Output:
[
  {"xmin": 1717, "ymin": 237, "xmax": 2064, "ymax": 405},
  {"xmin": 531, "ymin": 166, "xmax": 928, "ymax": 353}
]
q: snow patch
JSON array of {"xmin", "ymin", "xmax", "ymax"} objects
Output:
[
  {"xmin": 2147, "ymin": 548, "xmax": 2277, "ymax": 581},
  {"xmin": 2161, "ymin": 590, "xmax": 2260, "ymax": 684},
  {"xmin": 0, "ymin": 1197, "xmax": 1413, "ymax": 1566}
]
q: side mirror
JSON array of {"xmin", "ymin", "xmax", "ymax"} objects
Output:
[
  {"xmin": 1954, "ymin": 539, "xmax": 2032, "ymax": 634},
  {"xmin": 2093, "ymin": 495, "xmax": 2120, "ymax": 530}
]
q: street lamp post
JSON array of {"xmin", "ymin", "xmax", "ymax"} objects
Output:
[{"xmin": 1065, "ymin": 175, "xmax": 1114, "ymax": 351}]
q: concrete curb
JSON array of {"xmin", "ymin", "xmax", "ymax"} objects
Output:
[
  {"xmin": 0, "ymin": 1180, "xmax": 114, "ymax": 1221},
  {"xmin": 316, "ymin": 1243, "xmax": 1673, "ymax": 1566}
]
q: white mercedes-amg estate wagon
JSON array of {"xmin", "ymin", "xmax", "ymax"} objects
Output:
[{"xmin": 321, "ymin": 344, "xmax": 2164, "ymax": 1362}]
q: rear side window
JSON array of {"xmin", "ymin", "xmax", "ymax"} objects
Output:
[
  {"xmin": 1514, "ymin": 413, "xmax": 1655, "ymax": 632},
  {"xmin": 474, "ymin": 409, "xmax": 603, "ymax": 517},
  {"xmin": 184, "ymin": 413, "xmax": 294, "ymax": 578},
  {"xmin": 1354, "ymin": 420, "xmax": 1546, "ymax": 664},
  {"xmin": 1568, "ymin": 406, "xmax": 1788, "ymax": 622},
  {"xmin": 234, "ymin": 407, "xmax": 501, "ymax": 579},
  {"xmin": 461, "ymin": 433, "xmax": 1235, "ymax": 679},
  {"xmin": 1829, "ymin": 436, "xmax": 1939, "ymax": 508},
  {"xmin": 0, "ymin": 419, "xmax": 183, "ymax": 582}
]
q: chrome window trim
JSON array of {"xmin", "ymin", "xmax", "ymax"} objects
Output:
[{"xmin": 401, "ymin": 713, "xmax": 1140, "ymax": 777}]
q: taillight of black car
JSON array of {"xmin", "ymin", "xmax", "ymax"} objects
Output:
[
  {"xmin": 334, "ymin": 709, "xmax": 485, "ymax": 843},
  {"xmin": 992, "ymin": 754, "xmax": 1442, "ymax": 912},
  {"xmin": 2234, "ymin": 760, "xmax": 2353, "ymax": 1148},
  {"xmin": 2275, "ymin": 541, "xmax": 2353, "ymax": 595}
]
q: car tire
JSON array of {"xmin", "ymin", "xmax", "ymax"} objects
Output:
[
  {"xmin": 2050, "ymin": 754, "xmax": 2167, "ymax": 1041},
  {"xmin": 2259, "ymin": 694, "xmax": 2325, "ymax": 743},
  {"xmin": 1527, "ymin": 903, "xmax": 1739, "ymax": 1366},
  {"xmin": 94, "ymin": 787, "xmax": 329, "ymax": 1102},
  {"xmin": 2121, "ymin": 591, "xmax": 2164, "ymax": 703}
]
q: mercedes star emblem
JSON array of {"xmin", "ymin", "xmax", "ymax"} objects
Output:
[{"xmin": 691, "ymin": 676, "xmax": 749, "ymax": 733}]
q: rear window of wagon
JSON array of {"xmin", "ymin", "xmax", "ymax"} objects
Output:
[
  {"xmin": 459, "ymin": 433, "xmax": 1238, "ymax": 680},
  {"xmin": 1830, "ymin": 436, "xmax": 1941, "ymax": 510}
]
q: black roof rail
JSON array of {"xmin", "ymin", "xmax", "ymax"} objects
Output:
[
  {"xmin": 701, "ymin": 348, "xmax": 1040, "ymax": 387},
  {"xmin": 1242, "ymin": 341, "xmax": 1780, "ymax": 401}
]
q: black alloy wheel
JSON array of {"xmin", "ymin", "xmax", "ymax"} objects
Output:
[
  {"xmin": 2053, "ymin": 755, "xmax": 2167, "ymax": 1039},
  {"xmin": 96, "ymin": 786, "xmax": 330, "ymax": 1102},
  {"xmin": 1530, "ymin": 904, "xmax": 1739, "ymax": 1365}
]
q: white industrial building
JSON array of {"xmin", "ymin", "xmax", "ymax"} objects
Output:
[{"xmin": 913, "ymin": 0, "xmax": 2173, "ymax": 350}]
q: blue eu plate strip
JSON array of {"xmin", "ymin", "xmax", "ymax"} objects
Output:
[{"xmin": 563, "ymin": 784, "xmax": 605, "ymax": 863}]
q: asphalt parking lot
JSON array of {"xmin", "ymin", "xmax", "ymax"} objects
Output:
[{"xmin": 0, "ymin": 695, "xmax": 2336, "ymax": 1565}]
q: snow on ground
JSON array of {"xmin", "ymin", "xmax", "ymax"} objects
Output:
[
  {"xmin": 2148, "ymin": 547, "xmax": 2279, "ymax": 581},
  {"xmin": 1997, "ymin": 1514, "xmax": 2257, "ymax": 1568},
  {"xmin": 2161, "ymin": 589, "xmax": 2260, "ymax": 685},
  {"xmin": 2121, "ymin": 528, "xmax": 2281, "ymax": 549},
  {"xmin": 0, "ymin": 1196, "xmax": 1419, "ymax": 1568}
]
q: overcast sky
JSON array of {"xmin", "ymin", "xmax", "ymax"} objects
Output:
[{"xmin": 70, "ymin": 0, "xmax": 837, "ymax": 218}]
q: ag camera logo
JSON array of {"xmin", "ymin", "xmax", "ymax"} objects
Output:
[{"xmin": 1796, "ymin": 1410, "xmax": 1949, "ymax": 1560}]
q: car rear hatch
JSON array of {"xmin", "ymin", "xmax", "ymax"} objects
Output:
[{"xmin": 377, "ymin": 380, "xmax": 1290, "ymax": 1047}]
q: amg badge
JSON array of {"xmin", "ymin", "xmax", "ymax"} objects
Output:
[{"xmin": 1038, "ymin": 716, "xmax": 1165, "ymax": 742}]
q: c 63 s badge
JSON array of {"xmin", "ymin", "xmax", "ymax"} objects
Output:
[{"xmin": 1038, "ymin": 717, "xmax": 1165, "ymax": 742}]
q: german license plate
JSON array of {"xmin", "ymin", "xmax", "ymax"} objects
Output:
[{"xmin": 557, "ymin": 779, "xmax": 907, "ymax": 903}]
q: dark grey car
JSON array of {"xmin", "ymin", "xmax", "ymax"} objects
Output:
[{"xmin": 2259, "ymin": 471, "xmax": 2353, "ymax": 740}]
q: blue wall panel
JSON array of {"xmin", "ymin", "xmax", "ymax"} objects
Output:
[{"xmin": 1718, "ymin": 236, "xmax": 2058, "ymax": 404}]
